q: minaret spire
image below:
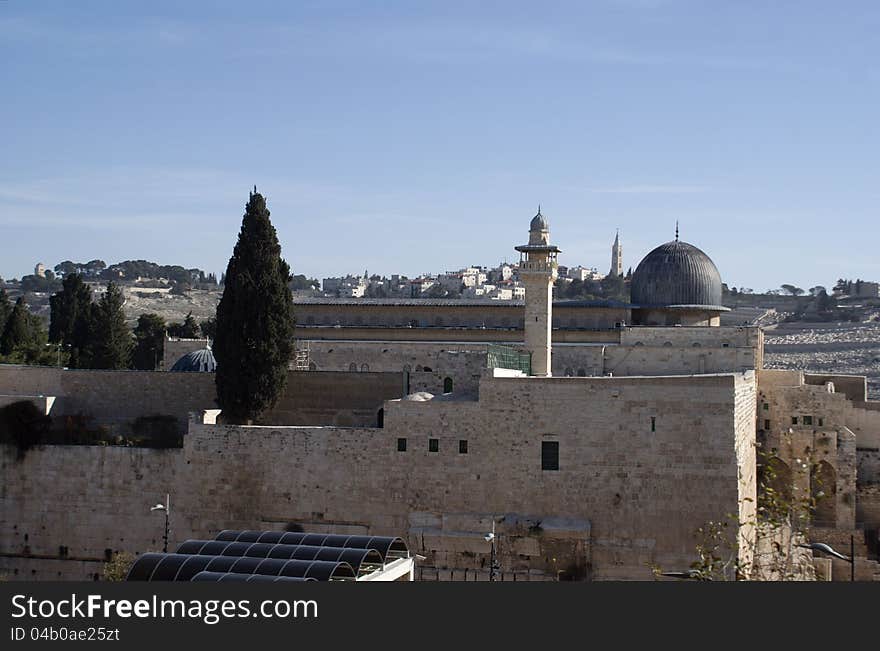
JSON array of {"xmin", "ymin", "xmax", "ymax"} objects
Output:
[{"xmin": 675, "ymin": 221, "xmax": 679, "ymax": 242}]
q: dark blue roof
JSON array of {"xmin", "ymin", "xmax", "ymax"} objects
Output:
[{"xmin": 170, "ymin": 347, "xmax": 216, "ymax": 372}]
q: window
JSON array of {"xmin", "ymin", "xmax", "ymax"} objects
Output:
[
  {"xmin": 791, "ymin": 416, "xmax": 798, "ymax": 425},
  {"xmin": 459, "ymin": 440, "xmax": 468, "ymax": 454},
  {"xmin": 429, "ymin": 438, "xmax": 439, "ymax": 453},
  {"xmin": 349, "ymin": 363, "xmax": 357, "ymax": 372},
  {"xmin": 803, "ymin": 415, "xmax": 813, "ymax": 426},
  {"xmin": 443, "ymin": 377, "xmax": 454, "ymax": 393},
  {"xmin": 650, "ymin": 416, "xmax": 656, "ymax": 432},
  {"xmin": 764, "ymin": 419, "xmax": 770, "ymax": 430},
  {"xmin": 541, "ymin": 441, "xmax": 559, "ymax": 471},
  {"xmin": 818, "ymin": 417, "xmax": 824, "ymax": 427},
  {"xmin": 360, "ymin": 363, "xmax": 369, "ymax": 372},
  {"xmin": 762, "ymin": 403, "xmax": 769, "ymax": 411},
  {"xmin": 397, "ymin": 438, "xmax": 407, "ymax": 452}
]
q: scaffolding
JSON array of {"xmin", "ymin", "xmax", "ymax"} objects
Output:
[{"xmin": 486, "ymin": 344, "xmax": 531, "ymax": 375}]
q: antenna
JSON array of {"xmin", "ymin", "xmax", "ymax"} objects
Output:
[{"xmin": 675, "ymin": 221, "xmax": 679, "ymax": 242}]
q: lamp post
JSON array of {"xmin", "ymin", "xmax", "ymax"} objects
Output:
[
  {"xmin": 150, "ymin": 494, "xmax": 170, "ymax": 553},
  {"xmin": 799, "ymin": 539, "xmax": 854, "ymax": 581},
  {"xmin": 484, "ymin": 520, "xmax": 499, "ymax": 581}
]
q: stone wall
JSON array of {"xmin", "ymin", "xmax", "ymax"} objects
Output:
[
  {"xmin": 0, "ymin": 372, "xmax": 757, "ymax": 581},
  {"xmin": 0, "ymin": 365, "xmax": 405, "ymax": 431},
  {"xmin": 304, "ymin": 325, "xmax": 763, "ymax": 396}
]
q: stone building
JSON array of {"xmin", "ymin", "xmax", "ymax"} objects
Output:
[{"xmin": 1, "ymin": 210, "xmax": 879, "ymax": 581}]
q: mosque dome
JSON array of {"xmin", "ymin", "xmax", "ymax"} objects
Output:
[
  {"xmin": 170, "ymin": 347, "xmax": 217, "ymax": 372},
  {"xmin": 530, "ymin": 209, "xmax": 549, "ymax": 232},
  {"xmin": 631, "ymin": 240, "xmax": 723, "ymax": 308}
]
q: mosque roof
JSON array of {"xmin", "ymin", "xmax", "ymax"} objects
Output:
[{"xmin": 631, "ymin": 240, "xmax": 725, "ymax": 309}]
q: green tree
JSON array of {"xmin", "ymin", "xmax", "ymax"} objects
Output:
[
  {"xmin": 1, "ymin": 298, "xmax": 33, "ymax": 356},
  {"xmin": 131, "ymin": 313, "xmax": 166, "ymax": 370},
  {"xmin": 214, "ymin": 189, "xmax": 295, "ymax": 423},
  {"xmin": 781, "ymin": 284, "xmax": 805, "ymax": 296},
  {"xmin": 0, "ymin": 289, "xmax": 11, "ymax": 334},
  {"xmin": 199, "ymin": 316, "xmax": 217, "ymax": 340},
  {"xmin": 89, "ymin": 282, "xmax": 133, "ymax": 369},
  {"xmin": 49, "ymin": 273, "xmax": 95, "ymax": 367},
  {"xmin": 168, "ymin": 312, "xmax": 200, "ymax": 338}
]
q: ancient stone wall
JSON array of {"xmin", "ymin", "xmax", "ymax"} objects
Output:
[
  {"xmin": 0, "ymin": 372, "xmax": 756, "ymax": 581},
  {"xmin": 0, "ymin": 365, "xmax": 404, "ymax": 431}
]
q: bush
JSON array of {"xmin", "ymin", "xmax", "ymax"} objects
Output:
[
  {"xmin": 0, "ymin": 401, "xmax": 51, "ymax": 459},
  {"xmin": 102, "ymin": 551, "xmax": 135, "ymax": 581},
  {"xmin": 130, "ymin": 415, "xmax": 182, "ymax": 448}
]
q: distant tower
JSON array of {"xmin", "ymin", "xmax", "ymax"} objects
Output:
[
  {"xmin": 34, "ymin": 262, "xmax": 46, "ymax": 278},
  {"xmin": 515, "ymin": 207, "xmax": 560, "ymax": 377},
  {"xmin": 610, "ymin": 230, "xmax": 622, "ymax": 277}
]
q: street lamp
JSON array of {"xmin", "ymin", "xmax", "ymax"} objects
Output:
[
  {"xmin": 799, "ymin": 538, "xmax": 854, "ymax": 581},
  {"xmin": 150, "ymin": 494, "xmax": 170, "ymax": 553},
  {"xmin": 484, "ymin": 520, "xmax": 500, "ymax": 581}
]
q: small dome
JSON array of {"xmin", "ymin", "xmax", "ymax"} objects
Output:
[
  {"xmin": 170, "ymin": 347, "xmax": 217, "ymax": 372},
  {"xmin": 631, "ymin": 240, "xmax": 723, "ymax": 307},
  {"xmin": 530, "ymin": 209, "xmax": 548, "ymax": 232}
]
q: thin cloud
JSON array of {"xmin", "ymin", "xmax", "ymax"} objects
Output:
[{"xmin": 582, "ymin": 185, "xmax": 713, "ymax": 194}]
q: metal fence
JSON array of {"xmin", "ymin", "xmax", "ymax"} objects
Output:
[{"xmin": 487, "ymin": 344, "xmax": 531, "ymax": 375}]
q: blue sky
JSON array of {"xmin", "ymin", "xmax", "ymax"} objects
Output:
[{"xmin": 2, "ymin": 0, "xmax": 878, "ymax": 292}]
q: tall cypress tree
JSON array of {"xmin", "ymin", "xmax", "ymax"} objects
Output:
[
  {"xmin": 90, "ymin": 281, "xmax": 133, "ymax": 369},
  {"xmin": 0, "ymin": 289, "xmax": 11, "ymax": 335},
  {"xmin": 49, "ymin": 273, "xmax": 95, "ymax": 367},
  {"xmin": 1, "ymin": 297, "xmax": 33, "ymax": 357},
  {"xmin": 214, "ymin": 188, "xmax": 294, "ymax": 423}
]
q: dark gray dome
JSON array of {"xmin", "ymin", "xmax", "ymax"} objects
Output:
[
  {"xmin": 530, "ymin": 210, "xmax": 548, "ymax": 231},
  {"xmin": 170, "ymin": 347, "xmax": 217, "ymax": 372},
  {"xmin": 631, "ymin": 240, "xmax": 723, "ymax": 307}
]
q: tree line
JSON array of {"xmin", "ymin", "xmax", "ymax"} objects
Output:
[
  {"xmin": 4, "ymin": 187, "xmax": 302, "ymax": 425},
  {"xmin": 0, "ymin": 277, "xmax": 217, "ymax": 370}
]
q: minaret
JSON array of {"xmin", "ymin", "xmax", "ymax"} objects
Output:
[
  {"xmin": 515, "ymin": 207, "xmax": 560, "ymax": 377},
  {"xmin": 610, "ymin": 230, "xmax": 622, "ymax": 277}
]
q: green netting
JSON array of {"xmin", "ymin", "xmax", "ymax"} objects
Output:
[{"xmin": 487, "ymin": 344, "xmax": 531, "ymax": 375}]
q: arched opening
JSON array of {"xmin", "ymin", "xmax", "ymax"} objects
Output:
[
  {"xmin": 565, "ymin": 368, "xmax": 573, "ymax": 377},
  {"xmin": 757, "ymin": 456, "xmax": 793, "ymax": 521},
  {"xmin": 376, "ymin": 408, "xmax": 384, "ymax": 428},
  {"xmin": 410, "ymin": 319, "xmax": 419, "ymax": 328},
  {"xmin": 811, "ymin": 460, "xmax": 837, "ymax": 527},
  {"xmin": 360, "ymin": 363, "xmax": 369, "ymax": 372},
  {"xmin": 348, "ymin": 363, "xmax": 357, "ymax": 372},
  {"xmin": 443, "ymin": 377, "xmax": 453, "ymax": 393},
  {"xmin": 577, "ymin": 369, "xmax": 586, "ymax": 377},
  {"xmin": 308, "ymin": 362, "xmax": 317, "ymax": 371}
]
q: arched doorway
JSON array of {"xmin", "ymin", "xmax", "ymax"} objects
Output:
[
  {"xmin": 443, "ymin": 377, "xmax": 453, "ymax": 393},
  {"xmin": 811, "ymin": 460, "xmax": 837, "ymax": 527},
  {"xmin": 376, "ymin": 408, "xmax": 384, "ymax": 428}
]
